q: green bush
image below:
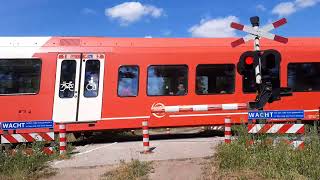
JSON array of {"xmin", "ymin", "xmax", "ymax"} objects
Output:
[
  {"xmin": 0, "ymin": 142, "xmax": 56, "ymax": 180},
  {"xmin": 216, "ymin": 124, "xmax": 320, "ymax": 179}
]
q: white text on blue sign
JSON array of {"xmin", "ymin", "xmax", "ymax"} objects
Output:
[
  {"xmin": 1, "ymin": 121, "xmax": 54, "ymax": 130},
  {"xmin": 248, "ymin": 110, "xmax": 304, "ymax": 120}
]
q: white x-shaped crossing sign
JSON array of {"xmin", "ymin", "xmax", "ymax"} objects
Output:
[{"xmin": 230, "ymin": 18, "xmax": 288, "ymax": 47}]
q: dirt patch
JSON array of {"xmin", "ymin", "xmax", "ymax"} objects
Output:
[
  {"xmin": 46, "ymin": 157, "xmax": 210, "ymax": 180},
  {"xmin": 43, "ymin": 165, "xmax": 115, "ymax": 180},
  {"xmin": 149, "ymin": 157, "xmax": 210, "ymax": 180}
]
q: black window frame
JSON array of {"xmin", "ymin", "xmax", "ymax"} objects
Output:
[
  {"xmin": 287, "ymin": 62, "xmax": 320, "ymax": 92},
  {"xmin": 195, "ymin": 64, "xmax": 236, "ymax": 95},
  {"xmin": 117, "ymin": 65, "xmax": 140, "ymax": 97},
  {"xmin": 58, "ymin": 59, "xmax": 77, "ymax": 98},
  {"xmin": 0, "ymin": 58, "xmax": 42, "ymax": 96},
  {"xmin": 147, "ymin": 64, "xmax": 188, "ymax": 96},
  {"xmin": 83, "ymin": 59, "xmax": 101, "ymax": 98}
]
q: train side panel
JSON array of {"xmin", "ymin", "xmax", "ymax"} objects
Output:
[
  {"xmin": 0, "ymin": 37, "xmax": 319, "ymax": 134},
  {"xmin": 0, "ymin": 52, "xmax": 57, "ymax": 134}
]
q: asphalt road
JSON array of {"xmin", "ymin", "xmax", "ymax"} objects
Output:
[
  {"xmin": 53, "ymin": 136, "xmax": 223, "ymax": 168},
  {"xmin": 46, "ymin": 128, "xmax": 224, "ymax": 180}
]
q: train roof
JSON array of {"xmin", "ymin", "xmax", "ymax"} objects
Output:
[{"xmin": 0, "ymin": 37, "xmax": 320, "ymax": 48}]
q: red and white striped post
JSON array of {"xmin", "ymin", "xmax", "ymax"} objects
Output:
[
  {"xmin": 59, "ymin": 123, "xmax": 67, "ymax": 155},
  {"xmin": 141, "ymin": 120, "xmax": 151, "ymax": 154},
  {"xmin": 224, "ymin": 117, "xmax": 232, "ymax": 144}
]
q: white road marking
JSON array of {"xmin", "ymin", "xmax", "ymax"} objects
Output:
[
  {"xmin": 53, "ymin": 142, "xmax": 118, "ymax": 166},
  {"xmin": 73, "ymin": 142, "xmax": 118, "ymax": 157}
]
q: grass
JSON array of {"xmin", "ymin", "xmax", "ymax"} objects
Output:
[
  {"xmin": 204, "ymin": 124, "xmax": 320, "ymax": 180},
  {"xmin": 101, "ymin": 159, "xmax": 153, "ymax": 180},
  {"xmin": 0, "ymin": 142, "xmax": 57, "ymax": 180},
  {"xmin": 0, "ymin": 135, "xmax": 75, "ymax": 180}
]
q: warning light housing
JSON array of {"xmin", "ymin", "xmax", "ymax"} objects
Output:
[
  {"xmin": 237, "ymin": 51, "xmax": 259, "ymax": 76},
  {"xmin": 237, "ymin": 49, "xmax": 292, "ymax": 109},
  {"xmin": 260, "ymin": 49, "xmax": 292, "ymax": 103}
]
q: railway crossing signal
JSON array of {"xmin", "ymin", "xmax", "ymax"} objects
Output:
[
  {"xmin": 231, "ymin": 16, "xmax": 292, "ymax": 110},
  {"xmin": 231, "ymin": 16, "xmax": 288, "ymax": 48}
]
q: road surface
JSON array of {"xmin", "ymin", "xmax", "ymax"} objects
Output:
[{"xmin": 48, "ymin": 135, "xmax": 223, "ymax": 180}]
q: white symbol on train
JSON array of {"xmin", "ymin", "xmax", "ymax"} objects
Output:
[
  {"xmin": 151, "ymin": 102, "xmax": 166, "ymax": 118},
  {"xmin": 86, "ymin": 77, "xmax": 97, "ymax": 91},
  {"xmin": 60, "ymin": 81, "xmax": 74, "ymax": 92}
]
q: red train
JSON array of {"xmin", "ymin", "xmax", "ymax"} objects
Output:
[{"xmin": 0, "ymin": 37, "xmax": 319, "ymax": 134}]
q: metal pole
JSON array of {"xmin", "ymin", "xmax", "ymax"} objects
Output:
[{"xmin": 251, "ymin": 16, "xmax": 262, "ymax": 86}]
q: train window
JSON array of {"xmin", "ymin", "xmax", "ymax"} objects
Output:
[
  {"xmin": 147, "ymin": 65, "xmax": 188, "ymax": 96},
  {"xmin": 59, "ymin": 60, "xmax": 76, "ymax": 98},
  {"xmin": 84, "ymin": 60, "xmax": 100, "ymax": 97},
  {"xmin": 0, "ymin": 59, "xmax": 41, "ymax": 95},
  {"xmin": 118, "ymin": 66, "xmax": 139, "ymax": 97},
  {"xmin": 196, "ymin": 64, "xmax": 235, "ymax": 94},
  {"xmin": 288, "ymin": 62, "xmax": 320, "ymax": 92}
]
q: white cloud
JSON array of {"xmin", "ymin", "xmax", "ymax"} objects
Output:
[
  {"xmin": 296, "ymin": 0, "xmax": 318, "ymax": 7},
  {"xmin": 272, "ymin": 2, "xmax": 296, "ymax": 16},
  {"xmin": 144, "ymin": 35, "xmax": 152, "ymax": 38},
  {"xmin": 188, "ymin": 16, "xmax": 239, "ymax": 38},
  {"xmin": 105, "ymin": 2, "xmax": 163, "ymax": 26},
  {"xmin": 272, "ymin": 0, "xmax": 319, "ymax": 17},
  {"xmin": 256, "ymin": 4, "xmax": 267, "ymax": 11},
  {"xmin": 82, "ymin": 8, "xmax": 97, "ymax": 15}
]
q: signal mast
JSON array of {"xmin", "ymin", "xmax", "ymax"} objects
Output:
[{"xmin": 230, "ymin": 16, "xmax": 292, "ymax": 110}]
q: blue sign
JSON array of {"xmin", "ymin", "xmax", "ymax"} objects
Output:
[
  {"xmin": 248, "ymin": 110, "xmax": 304, "ymax": 120},
  {"xmin": 1, "ymin": 121, "xmax": 53, "ymax": 130}
]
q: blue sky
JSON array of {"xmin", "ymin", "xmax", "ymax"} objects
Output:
[{"xmin": 0, "ymin": 0, "xmax": 320, "ymax": 37}]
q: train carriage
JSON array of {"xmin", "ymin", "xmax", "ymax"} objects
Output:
[{"xmin": 0, "ymin": 37, "xmax": 319, "ymax": 135}]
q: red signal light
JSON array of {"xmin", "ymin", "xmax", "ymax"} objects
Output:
[{"xmin": 245, "ymin": 56, "xmax": 254, "ymax": 65}]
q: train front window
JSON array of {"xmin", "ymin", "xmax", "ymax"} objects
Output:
[
  {"xmin": 59, "ymin": 60, "xmax": 76, "ymax": 98},
  {"xmin": 288, "ymin": 62, "xmax": 320, "ymax": 92},
  {"xmin": 0, "ymin": 59, "xmax": 41, "ymax": 95},
  {"xmin": 196, "ymin": 64, "xmax": 235, "ymax": 94},
  {"xmin": 84, "ymin": 60, "xmax": 100, "ymax": 97},
  {"xmin": 147, "ymin": 65, "xmax": 188, "ymax": 96},
  {"xmin": 118, "ymin": 66, "xmax": 139, "ymax": 97}
]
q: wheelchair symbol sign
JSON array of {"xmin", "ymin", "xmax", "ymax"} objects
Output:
[{"xmin": 86, "ymin": 77, "xmax": 97, "ymax": 91}]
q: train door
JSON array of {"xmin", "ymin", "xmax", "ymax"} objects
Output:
[{"xmin": 53, "ymin": 53, "xmax": 105, "ymax": 123}]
